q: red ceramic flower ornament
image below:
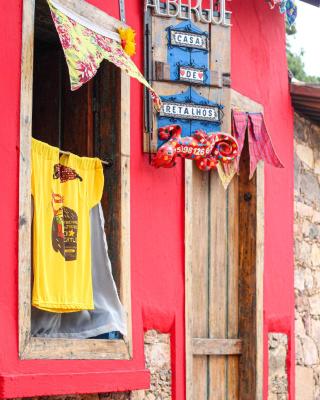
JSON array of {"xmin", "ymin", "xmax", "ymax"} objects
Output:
[{"xmin": 152, "ymin": 125, "xmax": 238, "ymax": 171}]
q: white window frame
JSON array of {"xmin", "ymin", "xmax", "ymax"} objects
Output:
[{"xmin": 19, "ymin": 0, "xmax": 132, "ymax": 360}]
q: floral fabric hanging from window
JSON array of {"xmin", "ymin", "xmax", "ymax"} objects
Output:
[{"xmin": 48, "ymin": 0, "xmax": 161, "ymax": 110}]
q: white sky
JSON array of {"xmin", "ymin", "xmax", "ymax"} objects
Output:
[{"xmin": 287, "ymin": 1, "xmax": 320, "ymax": 77}]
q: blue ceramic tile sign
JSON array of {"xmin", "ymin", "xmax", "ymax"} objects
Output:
[
  {"xmin": 157, "ymin": 88, "xmax": 223, "ymax": 148},
  {"xmin": 167, "ymin": 21, "xmax": 210, "ymax": 85}
]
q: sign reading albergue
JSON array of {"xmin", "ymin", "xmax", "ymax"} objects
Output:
[{"xmin": 145, "ymin": 0, "xmax": 231, "ymax": 27}]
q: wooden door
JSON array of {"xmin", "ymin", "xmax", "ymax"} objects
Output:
[{"xmin": 185, "ymin": 91, "xmax": 264, "ymax": 400}]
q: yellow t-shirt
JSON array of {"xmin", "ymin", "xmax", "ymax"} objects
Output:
[{"xmin": 31, "ymin": 138, "xmax": 104, "ymax": 312}]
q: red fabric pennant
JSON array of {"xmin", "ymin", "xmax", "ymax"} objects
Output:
[
  {"xmin": 232, "ymin": 111, "xmax": 248, "ymax": 171},
  {"xmin": 232, "ymin": 111, "xmax": 284, "ymax": 179},
  {"xmin": 248, "ymin": 113, "xmax": 284, "ymax": 178}
]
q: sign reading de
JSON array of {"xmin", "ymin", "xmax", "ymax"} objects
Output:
[{"xmin": 179, "ymin": 66, "xmax": 205, "ymax": 84}]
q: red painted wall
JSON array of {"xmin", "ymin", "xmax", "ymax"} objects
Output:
[{"xmin": 0, "ymin": 0, "xmax": 294, "ymax": 399}]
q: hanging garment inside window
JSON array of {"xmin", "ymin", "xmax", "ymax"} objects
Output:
[
  {"xmin": 31, "ymin": 203, "xmax": 127, "ymax": 338},
  {"xmin": 47, "ymin": 0, "xmax": 161, "ymax": 110},
  {"xmin": 31, "ymin": 138, "xmax": 104, "ymax": 312}
]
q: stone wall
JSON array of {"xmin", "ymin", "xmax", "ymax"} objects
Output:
[
  {"xmin": 268, "ymin": 333, "xmax": 288, "ymax": 400},
  {"xmin": 294, "ymin": 112, "xmax": 320, "ymax": 400},
  {"xmin": 11, "ymin": 330, "xmax": 171, "ymax": 400},
  {"xmin": 136, "ymin": 330, "xmax": 171, "ymax": 400}
]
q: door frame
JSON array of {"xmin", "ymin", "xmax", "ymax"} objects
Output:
[{"xmin": 185, "ymin": 89, "xmax": 264, "ymax": 400}]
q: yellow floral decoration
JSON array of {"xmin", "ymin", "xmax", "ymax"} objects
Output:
[{"xmin": 118, "ymin": 27, "xmax": 136, "ymax": 57}]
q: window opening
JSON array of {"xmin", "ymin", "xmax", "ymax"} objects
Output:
[{"xmin": 31, "ymin": 0, "xmax": 125, "ymax": 341}]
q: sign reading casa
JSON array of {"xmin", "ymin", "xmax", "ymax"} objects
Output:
[
  {"xmin": 170, "ymin": 30, "xmax": 208, "ymax": 50},
  {"xmin": 145, "ymin": 0, "xmax": 231, "ymax": 26}
]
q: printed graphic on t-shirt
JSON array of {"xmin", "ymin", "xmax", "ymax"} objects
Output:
[
  {"xmin": 53, "ymin": 163, "xmax": 83, "ymax": 183},
  {"xmin": 51, "ymin": 193, "xmax": 78, "ymax": 261}
]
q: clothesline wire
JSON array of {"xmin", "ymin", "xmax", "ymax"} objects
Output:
[{"xmin": 59, "ymin": 150, "xmax": 113, "ymax": 167}]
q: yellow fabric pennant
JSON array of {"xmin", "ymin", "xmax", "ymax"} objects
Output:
[{"xmin": 217, "ymin": 160, "xmax": 237, "ymax": 190}]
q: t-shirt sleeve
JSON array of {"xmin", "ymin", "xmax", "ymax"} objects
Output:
[{"xmin": 87, "ymin": 160, "xmax": 104, "ymax": 209}]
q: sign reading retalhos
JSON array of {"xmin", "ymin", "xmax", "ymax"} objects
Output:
[{"xmin": 152, "ymin": 125, "xmax": 238, "ymax": 171}]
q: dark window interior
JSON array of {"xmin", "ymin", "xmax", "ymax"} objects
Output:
[{"xmin": 32, "ymin": 0, "xmax": 122, "ymax": 333}]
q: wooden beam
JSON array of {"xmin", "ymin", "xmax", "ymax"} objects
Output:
[
  {"xmin": 192, "ymin": 339, "xmax": 242, "ymax": 356},
  {"xmin": 290, "ymin": 82, "xmax": 320, "ymax": 100},
  {"xmin": 208, "ymin": 171, "xmax": 228, "ymax": 399},
  {"xmin": 23, "ymin": 337, "xmax": 130, "ymax": 360},
  {"xmin": 19, "ymin": 0, "xmax": 35, "ymax": 358},
  {"xmin": 238, "ymin": 142, "xmax": 258, "ymax": 400},
  {"xmin": 185, "ymin": 160, "xmax": 194, "ymax": 400},
  {"xmin": 119, "ymin": 72, "xmax": 133, "ymax": 358},
  {"xmin": 256, "ymin": 162, "xmax": 265, "ymax": 400}
]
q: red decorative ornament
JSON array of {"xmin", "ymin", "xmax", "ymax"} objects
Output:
[{"xmin": 152, "ymin": 125, "xmax": 239, "ymax": 171}]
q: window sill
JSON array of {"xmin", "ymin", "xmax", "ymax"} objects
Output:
[
  {"xmin": 0, "ymin": 370, "xmax": 150, "ymax": 398},
  {"xmin": 20, "ymin": 337, "xmax": 131, "ymax": 360}
]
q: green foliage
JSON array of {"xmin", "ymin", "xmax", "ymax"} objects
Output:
[
  {"xmin": 287, "ymin": 47, "xmax": 320, "ymax": 83},
  {"xmin": 286, "ymin": 22, "xmax": 297, "ymax": 35},
  {"xmin": 286, "ymin": 23, "xmax": 320, "ymax": 83}
]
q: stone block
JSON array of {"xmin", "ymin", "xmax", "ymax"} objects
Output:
[
  {"xmin": 299, "ymin": 171, "xmax": 320, "ymax": 206},
  {"xmin": 301, "ymin": 335, "xmax": 319, "ymax": 365},
  {"xmin": 315, "ymin": 159, "xmax": 320, "ymax": 175},
  {"xmin": 310, "ymin": 125, "xmax": 320, "ymax": 149},
  {"xmin": 295, "ymin": 314, "xmax": 306, "ymax": 337},
  {"xmin": 143, "ymin": 330, "xmax": 171, "ymax": 400},
  {"xmin": 309, "ymin": 223, "xmax": 320, "ymax": 240},
  {"xmin": 129, "ymin": 392, "xmax": 145, "ymax": 400},
  {"xmin": 296, "ymin": 366, "xmax": 314, "ymax": 400},
  {"xmin": 295, "ymin": 292, "xmax": 309, "ymax": 313},
  {"xmin": 302, "ymin": 220, "xmax": 320, "ymax": 240},
  {"xmin": 294, "ymin": 222, "xmax": 303, "ymax": 240},
  {"xmin": 303, "ymin": 313, "xmax": 312, "ymax": 337},
  {"xmin": 296, "ymin": 241, "xmax": 312, "ymax": 265},
  {"xmin": 295, "ymin": 202, "xmax": 314, "ymax": 218},
  {"xmin": 295, "ymin": 156, "xmax": 302, "ymax": 194},
  {"xmin": 296, "ymin": 143, "xmax": 314, "ymax": 169},
  {"xmin": 310, "ymin": 295, "xmax": 320, "ymax": 315},
  {"xmin": 295, "ymin": 267, "xmax": 305, "ymax": 291},
  {"xmin": 314, "ymin": 271, "xmax": 320, "ymax": 288},
  {"xmin": 311, "ymin": 244, "xmax": 320, "ymax": 267},
  {"xmin": 269, "ymin": 374, "xmax": 288, "ymax": 396},
  {"xmin": 313, "ymin": 211, "xmax": 320, "ymax": 224},
  {"xmin": 310, "ymin": 319, "xmax": 320, "ymax": 349},
  {"xmin": 305, "ymin": 268, "xmax": 314, "ymax": 290},
  {"xmin": 294, "ymin": 115, "xmax": 308, "ymax": 141},
  {"xmin": 296, "ymin": 337, "xmax": 304, "ymax": 365},
  {"xmin": 268, "ymin": 333, "xmax": 288, "ymax": 399}
]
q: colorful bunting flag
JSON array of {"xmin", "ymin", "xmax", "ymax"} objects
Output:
[
  {"xmin": 267, "ymin": 0, "xmax": 297, "ymax": 26},
  {"xmin": 47, "ymin": 0, "xmax": 161, "ymax": 110},
  {"xmin": 232, "ymin": 111, "xmax": 284, "ymax": 179}
]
